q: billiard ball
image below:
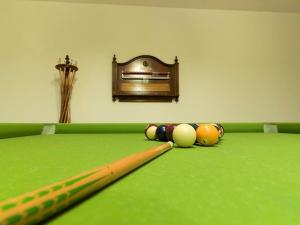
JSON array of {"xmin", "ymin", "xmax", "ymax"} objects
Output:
[
  {"xmin": 196, "ymin": 124, "xmax": 219, "ymax": 146},
  {"xmin": 172, "ymin": 123, "xmax": 196, "ymax": 147},
  {"xmin": 216, "ymin": 123, "xmax": 224, "ymax": 137},
  {"xmin": 156, "ymin": 125, "xmax": 168, "ymax": 142},
  {"xmin": 144, "ymin": 124, "xmax": 157, "ymax": 140},
  {"xmin": 211, "ymin": 123, "xmax": 224, "ymax": 138},
  {"xmin": 211, "ymin": 123, "xmax": 222, "ymax": 138},
  {"xmin": 166, "ymin": 124, "xmax": 177, "ymax": 142}
]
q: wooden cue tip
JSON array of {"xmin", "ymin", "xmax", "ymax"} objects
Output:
[{"xmin": 167, "ymin": 141, "xmax": 173, "ymax": 148}]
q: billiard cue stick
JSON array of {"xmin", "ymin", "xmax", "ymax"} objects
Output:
[
  {"xmin": 61, "ymin": 69, "xmax": 76, "ymax": 123},
  {"xmin": 0, "ymin": 142, "xmax": 173, "ymax": 225},
  {"xmin": 59, "ymin": 68, "xmax": 67, "ymax": 122},
  {"xmin": 58, "ymin": 69, "xmax": 64, "ymax": 121},
  {"xmin": 61, "ymin": 67, "xmax": 71, "ymax": 123},
  {"xmin": 60, "ymin": 69, "xmax": 76, "ymax": 123}
]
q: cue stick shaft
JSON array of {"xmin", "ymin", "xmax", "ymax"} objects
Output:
[
  {"xmin": 0, "ymin": 142, "xmax": 173, "ymax": 225},
  {"xmin": 60, "ymin": 69, "xmax": 76, "ymax": 123},
  {"xmin": 61, "ymin": 69, "xmax": 76, "ymax": 122}
]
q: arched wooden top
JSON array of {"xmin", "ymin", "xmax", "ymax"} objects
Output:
[{"xmin": 113, "ymin": 55, "xmax": 178, "ymax": 66}]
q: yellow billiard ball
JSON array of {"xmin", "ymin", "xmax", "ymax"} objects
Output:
[
  {"xmin": 145, "ymin": 124, "xmax": 157, "ymax": 140},
  {"xmin": 196, "ymin": 124, "xmax": 219, "ymax": 146}
]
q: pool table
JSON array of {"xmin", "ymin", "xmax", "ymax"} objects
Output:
[{"xmin": 1, "ymin": 123, "xmax": 300, "ymax": 225}]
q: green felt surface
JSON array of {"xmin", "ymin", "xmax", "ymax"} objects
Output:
[
  {"xmin": 0, "ymin": 123, "xmax": 43, "ymax": 139},
  {"xmin": 1, "ymin": 133, "xmax": 300, "ymax": 225}
]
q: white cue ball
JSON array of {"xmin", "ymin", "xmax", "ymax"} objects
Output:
[
  {"xmin": 146, "ymin": 126, "xmax": 157, "ymax": 140},
  {"xmin": 172, "ymin": 124, "xmax": 196, "ymax": 147}
]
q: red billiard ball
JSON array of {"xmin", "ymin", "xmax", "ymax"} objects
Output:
[{"xmin": 165, "ymin": 124, "xmax": 177, "ymax": 142}]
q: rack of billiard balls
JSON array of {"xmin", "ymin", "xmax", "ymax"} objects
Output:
[{"xmin": 145, "ymin": 123, "xmax": 224, "ymax": 147}]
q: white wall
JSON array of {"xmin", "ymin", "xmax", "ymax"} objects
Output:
[{"xmin": 0, "ymin": 0, "xmax": 300, "ymax": 123}]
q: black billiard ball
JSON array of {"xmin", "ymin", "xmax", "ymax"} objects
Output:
[
  {"xmin": 166, "ymin": 124, "xmax": 177, "ymax": 142},
  {"xmin": 156, "ymin": 125, "xmax": 168, "ymax": 142}
]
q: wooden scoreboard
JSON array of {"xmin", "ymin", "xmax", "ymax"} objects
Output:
[{"xmin": 112, "ymin": 55, "xmax": 179, "ymax": 102}]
